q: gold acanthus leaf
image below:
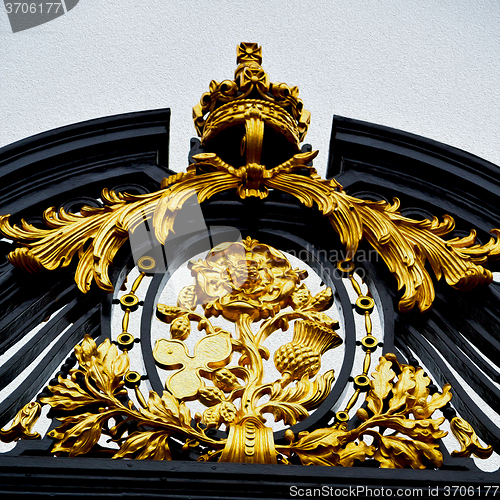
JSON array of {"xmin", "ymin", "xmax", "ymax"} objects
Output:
[
  {"xmin": 258, "ymin": 401, "xmax": 309, "ymax": 426},
  {"xmin": 264, "ymin": 172, "xmax": 500, "ymax": 312},
  {"xmin": 0, "ymin": 171, "xmax": 237, "ymax": 294},
  {"xmin": 255, "ymin": 371, "xmax": 335, "ymax": 426},
  {"xmin": 139, "ymin": 390, "xmax": 192, "ymax": 431},
  {"xmin": 1, "ymin": 154, "xmax": 499, "ymax": 312},
  {"xmin": 266, "ymin": 370, "xmax": 335, "ymax": 411}
]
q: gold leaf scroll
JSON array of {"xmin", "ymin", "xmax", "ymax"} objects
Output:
[
  {"xmin": 1, "ymin": 153, "xmax": 499, "ymax": 312},
  {"xmin": 450, "ymin": 417, "xmax": 493, "ymax": 459},
  {"xmin": 264, "ymin": 172, "xmax": 500, "ymax": 312},
  {"xmin": 0, "ymin": 171, "xmax": 237, "ymax": 294},
  {"xmin": 0, "ymin": 402, "xmax": 42, "ymax": 442},
  {"xmin": 41, "ymin": 335, "xmax": 220, "ymax": 459}
]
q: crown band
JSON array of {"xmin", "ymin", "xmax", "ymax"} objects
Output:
[
  {"xmin": 193, "ymin": 43, "xmax": 310, "ymax": 148},
  {"xmin": 202, "ymin": 99, "xmax": 301, "ymax": 149}
]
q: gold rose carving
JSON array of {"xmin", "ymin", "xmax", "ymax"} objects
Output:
[
  {"xmin": 10, "ymin": 237, "xmax": 485, "ymax": 468},
  {"xmin": 25, "ymin": 238, "xmax": 341, "ymax": 463}
]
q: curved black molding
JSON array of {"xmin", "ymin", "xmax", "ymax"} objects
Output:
[
  {"xmin": 327, "ymin": 115, "xmax": 500, "ymax": 236},
  {"xmin": 0, "ymin": 300, "xmax": 101, "ymax": 428},
  {"xmin": 0, "ymin": 109, "xmax": 172, "ymax": 218},
  {"xmin": 0, "ymin": 109, "xmax": 173, "ymax": 449}
]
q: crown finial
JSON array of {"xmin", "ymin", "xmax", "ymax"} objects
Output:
[{"xmin": 236, "ymin": 42, "xmax": 262, "ymax": 66}]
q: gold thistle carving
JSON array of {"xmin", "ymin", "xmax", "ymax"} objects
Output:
[
  {"xmin": 33, "ymin": 310, "xmax": 464, "ymax": 467},
  {"xmin": 0, "ymin": 43, "xmax": 496, "ymax": 467},
  {"xmin": 0, "ymin": 43, "xmax": 499, "ymax": 311}
]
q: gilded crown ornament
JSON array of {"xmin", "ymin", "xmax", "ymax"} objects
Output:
[
  {"xmin": 193, "ymin": 42, "xmax": 310, "ymax": 148},
  {"xmin": 0, "ymin": 43, "xmax": 496, "ymax": 467}
]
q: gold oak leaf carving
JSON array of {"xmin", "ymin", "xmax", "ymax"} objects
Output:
[
  {"xmin": 40, "ymin": 334, "xmax": 221, "ymax": 459},
  {"xmin": 281, "ymin": 354, "xmax": 453, "ymax": 469},
  {"xmin": 1, "ymin": 44, "xmax": 497, "ymax": 467},
  {"xmin": 33, "ymin": 242, "xmax": 347, "ymax": 463},
  {"xmin": 150, "ymin": 239, "xmax": 343, "ymax": 462}
]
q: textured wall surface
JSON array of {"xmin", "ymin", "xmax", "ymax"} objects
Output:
[{"xmin": 1, "ymin": 0, "xmax": 499, "ymax": 177}]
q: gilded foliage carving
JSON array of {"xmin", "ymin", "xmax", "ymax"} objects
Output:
[
  {"xmin": 0, "ymin": 43, "xmax": 495, "ymax": 467},
  {"xmin": 2, "ymin": 238, "xmax": 491, "ymax": 468},
  {"xmin": 31, "ymin": 239, "xmax": 345, "ymax": 463},
  {"xmin": 39, "ymin": 335, "xmax": 209, "ymax": 459},
  {"xmin": 1, "ymin": 44, "xmax": 499, "ymax": 312},
  {"xmin": 281, "ymin": 355, "xmax": 451, "ymax": 469},
  {"xmin": 1, "ymin": 151, "xmax": 499, "ymax": 312}
]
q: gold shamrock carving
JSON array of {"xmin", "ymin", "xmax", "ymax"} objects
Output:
[
  {"xmin": 153, "ymin": 332, "xmax": 233, "ymax": 400},
  {"xmin": 151, "ymin": 238, "xmax": 342, "ymax": 463},
  {"xmin": 13, "ymin": 315, "xmax": 486, "ymax": 466}
]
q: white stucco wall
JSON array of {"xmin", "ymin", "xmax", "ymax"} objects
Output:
[{"xmin": 1, "ymin": 0, "xmax": 499, "ymax": 177}]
